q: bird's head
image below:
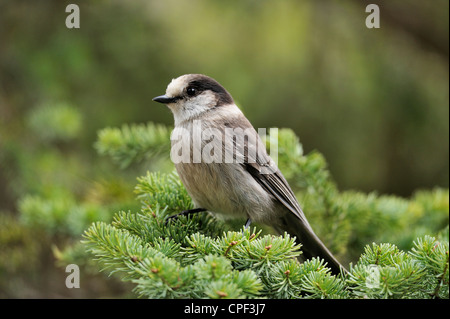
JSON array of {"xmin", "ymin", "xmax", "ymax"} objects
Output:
[{"xmin": 153, "ymin": 74, "xmax": 234, "ymax": 124}]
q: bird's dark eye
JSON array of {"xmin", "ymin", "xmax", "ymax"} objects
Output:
[{"xmin": 186, "ymin": 87, "xmax": 196, "ymax": 96}]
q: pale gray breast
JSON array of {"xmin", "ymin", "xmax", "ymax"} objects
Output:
[{"xmin": 171, "ymin": 108, "xmax": 275, "ymax": 221}]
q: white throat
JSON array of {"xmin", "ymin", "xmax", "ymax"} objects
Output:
[{"xmin": 169, "ymin": 91, "xmax": 217, "ymax": 126}]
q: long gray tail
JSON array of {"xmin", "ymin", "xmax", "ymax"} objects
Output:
[{"xmin": 274, "ymin": 212, "xmax": 346, "ymax": 275}]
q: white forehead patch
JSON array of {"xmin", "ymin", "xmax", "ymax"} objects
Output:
[{"xmin": 166, "ymin": 75, "xmax": 190, "ymax": 98}]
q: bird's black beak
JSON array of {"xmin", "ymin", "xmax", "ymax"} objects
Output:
[{"xmin": 152, "ymin": 95, "xmax": 178, "ymax": 104}]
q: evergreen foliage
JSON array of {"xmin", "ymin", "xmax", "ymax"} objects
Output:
[
  {"xmin": 82, "ymin": 122, "xmax": 449, "ymax": 299},
  {"xmin": 95, "ymin": 123, "xmax": 172, "ymax": 169}
]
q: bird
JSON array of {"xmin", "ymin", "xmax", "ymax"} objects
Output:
[{"xmin": 152, "ymin": 74, "xmax": 346, "ymax": 274}]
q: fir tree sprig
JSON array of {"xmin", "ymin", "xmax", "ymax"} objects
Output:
[
  {"xmin": 346, "ymin": 242, "xmax": 426, "ymax": 298},
  {"xmin": 95, "ymin": 122, "xmax": 171, "ymax": 168},
  {"xmin": 410, "ymin": 235, "xmax": 449, "ymax": 298}
]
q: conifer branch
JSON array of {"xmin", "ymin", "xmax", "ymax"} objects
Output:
[
  {"xmin": 78, "ymin": 123, "xmax": 449, "ymax": 299},
  {"xmin": 95, "ymin": 122, "xmax": 171, "ymax": 168}
]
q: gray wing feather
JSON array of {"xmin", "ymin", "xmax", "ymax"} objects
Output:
[
  {"xmin": 243, "ymin": 161, "xmax": 311, "ymax": 229},
  {"xmin": 227, "ymin": 120, "xmax": 311, "ymax": 229}
]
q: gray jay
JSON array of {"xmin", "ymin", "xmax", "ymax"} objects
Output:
[{"xmin": 153, "ymin": 74, "xmax": 345, "ymax": 274}]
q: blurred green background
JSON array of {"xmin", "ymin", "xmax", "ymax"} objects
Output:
[{"xmin": 0, "ymin": 0, "xmax": 448, "ymax": 297}]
